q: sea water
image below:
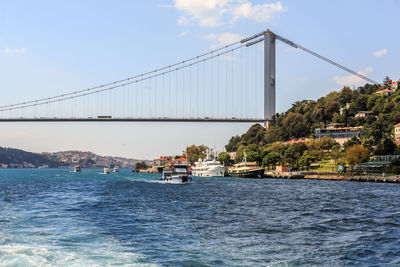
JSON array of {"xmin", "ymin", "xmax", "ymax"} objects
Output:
[{"xmin": 1, "ymin": 169, "xmax": 400, "ymax": 266}]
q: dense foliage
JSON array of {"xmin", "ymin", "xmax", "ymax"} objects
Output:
[
  {"xmin": 186, "ymin": 145, "xmax": 209, "ymax": 164},
  {"xmin": 222, "ymin": 81, "xmax": 400, "ymax": 170},
  {"xmin": 135, "ymin": 161, "xmax": 148, "ymax": 170}
]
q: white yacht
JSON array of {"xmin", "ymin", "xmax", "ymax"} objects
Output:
[
  {"xmin": 103, "ymin": 167, "xmax": 110, "ymax": 174},
  {"xmin": 191, "ymin": 158, "xmax": 226, "ymax": 177},
  {"xmin": 113, "ymin": 166, "xmax": 120, "ymax": 173}
]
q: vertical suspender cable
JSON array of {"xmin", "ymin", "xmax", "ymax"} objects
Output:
[
  {"xmin": 231, "ymin": 49, "xmax": 234, "ymax": 118},
  {"xmin": 226, "ymin": 51, "xmax": 228, "ymax": 119},
  {"xmin": 189, "ymin": 64, "xmax": 191, "ymax": 118}
]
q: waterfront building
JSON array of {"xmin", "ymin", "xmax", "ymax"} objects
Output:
[
  {"xmin": 153, "ymin": 157, "xmax": 172, "ymax": 166},
  {"xmin": 355, "ymin": 111, "xmax": 373, "ymax": 118},
  {"xmin": 374, "ymin": 89, "xmax": 394, "ymax": 96},
  {"xmin": 276, "ymin": 166, "xmax": 288, "ymax": 172},
  {"xmin": 390, "ymin": 79, "xmax": 399, "ymax": 91},
  {"xmin": 174, "ymin": 158, "xmax": 187, "ymax": 164},
  {"xmin": 356, "ymin": 155, "xmax": 400, "ymax": 173},
  {"xmin": 395, "ymin": 123, "xmax": 400, "ymax": 145},
  {"xmin": 314, "ymin": 124, "xmax": 362, "ymax": 146}
]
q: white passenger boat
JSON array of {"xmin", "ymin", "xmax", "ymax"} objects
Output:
[
  {"xmin": 161, "ymin": 162, "xmax": 191, "ymax": 183},
  {"xmin": 73, "ymin": 165, "xmax": 82, "ymax": 172},
  {"xmin": 103, "ymin": 167, "xmax": 110, "ymax": 174},
  {"xmin": 191, "ymin": 158, "xmax": 226, "ymax": 177},
  {"xmin": 113, "ymin": 166, "xmax": 120, "ymax": 173}
]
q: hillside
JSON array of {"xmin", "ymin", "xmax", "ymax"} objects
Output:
[
  {"xmin": 223, "ymin": 80, "xmax": 400, "ymax": 170},
  {"xmin": 46, "ymin": 150, "xmax": 147, "ymax": 168},
  {"xmin": 0, "ymin": 147, "xmax": 64, "ymax": 168},
  {"xmin": 226, "ymin": 82, "xmax": 399, "ymax": 152}
]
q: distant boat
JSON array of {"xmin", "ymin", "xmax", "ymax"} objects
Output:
[
  {"xmin": 103, "ymin": 167, "xmax": 110, "ymax": 174},
  {"xmin": 73, "ymin": 166, "xmax": 82, "ymax": 172},
  {"xmin": 38, "ymin": 165, "xmax": 49, "ymax": 169},
  {"xmin": 161, "ymin": 161, "xmax": 191, "ymax": 183},
  {"xmin": 113, "ymin": 166, "xmax": 120, "ymax": 173}
]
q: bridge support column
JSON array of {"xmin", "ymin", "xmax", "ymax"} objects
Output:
[{"xmin": 264, "ymin": 31, "xmax": 276, "ymax": 125}]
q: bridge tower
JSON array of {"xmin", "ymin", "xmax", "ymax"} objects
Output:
[{"xmin": 264, "ymin": 30, "xmax": 276, "ymax": 125}]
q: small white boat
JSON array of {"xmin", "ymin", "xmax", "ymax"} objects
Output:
[
  {"xmin": 103, "ymin": 167, "xmax": 110, "ymax": 174},
  {"xmin": 161, "ymin": 162, "xmax": 191, "ymax": 184},
  {"xmin": 73, "ymin": 166, "xmax": 82, "ymax": 172},
  {"xmin": 113, "ymin": 166, "xmax": 120, "ymax": 173}
]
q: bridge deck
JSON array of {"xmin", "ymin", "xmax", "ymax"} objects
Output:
[{"xmin": 0, "ymin": 118, "xmax": 266, "ymax": 123}]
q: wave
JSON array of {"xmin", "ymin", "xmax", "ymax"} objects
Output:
[{"xmin": 0, "ymin": 244, "xmax": 155, "ymax": 267}]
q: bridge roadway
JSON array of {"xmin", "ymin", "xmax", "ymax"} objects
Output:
[{"xmin": 0, "ymin": 117, "xmax": 266, "ymax": 123}]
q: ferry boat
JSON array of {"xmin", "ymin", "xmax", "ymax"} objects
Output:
[
  {"xmin": 161, "ymin": 161, "xmax": 191, "ymax": 183},
  {"xmin": 103, "ymin": 167, "xmax": 110, "ymax": 174},
  {"xmin": 191, "ymin": 158, "xmax": 226, "ymax": 177},
  {"xmin": 73, "ymin": 166, "xmax": 82, "ymax": 172},
  {"xmin": 228, "ymin": 156, "xmax": 264, "ymax": 178},
  {"xmin": 113, "ymin": 166, "xmax": 120, "ymax": 173}
]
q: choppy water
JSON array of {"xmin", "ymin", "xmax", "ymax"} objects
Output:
[{"xmin": 1, "ymin": 169, "xmax": 400, "ymax": 266}]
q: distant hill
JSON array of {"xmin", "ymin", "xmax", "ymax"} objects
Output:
[
  {"xmin": 0, "ymin": 147, "xmax": 64, "ymax": 168},
  {"xmin": 44, "ymin": 150, "xmax": 150, "ymax": 168},
  {"xmin": 0, "ymin": 147, "xmax": 150, "ymax": 168}
]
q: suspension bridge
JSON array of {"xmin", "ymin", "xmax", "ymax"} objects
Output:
[{"xmin": 0, "ymin": 30, "xmax": 378, "ymax": 124}]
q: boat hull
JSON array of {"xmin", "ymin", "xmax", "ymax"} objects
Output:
[
  {"xmin": 192, "ymin": 167, "xmax": 226, "ymax": 177},
  {"xmin": 161, "ymin": 176, "xmax": 191, "ymax": 184},
  {"xmin": 228, "ymin": 169, "xmax": 264, "ymax": 178}
]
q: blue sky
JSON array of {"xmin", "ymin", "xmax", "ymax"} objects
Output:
[{"xmin": 0, "ymin": 0, "xmax": 399, "ymax": 159}]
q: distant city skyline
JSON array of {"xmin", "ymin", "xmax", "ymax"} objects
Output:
[{"xmin": 0, "ymin": 0, "xmax": 399, "ymax": 159}]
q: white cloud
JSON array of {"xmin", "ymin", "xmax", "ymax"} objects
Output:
[
  {"xmin": 373, "ymin": 48, "xmax": 387, "ymax": 57},
  {"xmin": 179, "ymin": 31, "xmax": 188, "ymax": 37},
  {"xmin": 4, "ymin": 47, "xmax": 26, "ymax": 54},
  {"xmin": 172, "ymin": 0, "xmax": 287, "ymax": 27},
  {"xmin": 206, "ymin": 32, "xmax": 243, "ymax": 48},
  {"xmin": 333, "ymin": 66, "xmax": 373, "ymax": 86}
]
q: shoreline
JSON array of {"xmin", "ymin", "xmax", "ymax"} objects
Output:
[{"xmin": 265, "ymin": 171, "xmax": 400, "ymax": 183}]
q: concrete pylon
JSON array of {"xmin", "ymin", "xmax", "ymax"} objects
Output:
[{"xmin": 264, "ymin": 31, "xmax": 276, "ymax": 126}]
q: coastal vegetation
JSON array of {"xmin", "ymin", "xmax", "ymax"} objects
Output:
[
  {"xmin": 221, "ymin": 80, "xmax": 400, "ymax": 173},
  {"xmin": 135, "ymin": 161, "xmax": 148, "ymax": 171}
]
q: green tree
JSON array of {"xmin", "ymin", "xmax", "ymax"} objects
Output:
[
  {"xmin": 375, "ymin": 138, "xmax": 396, "ymax": 155},
  {"xmin": 390, "ymin": 159, "xmax": 400, "ymax": 174},
  {"xmin": 217, "ymin": 152, "xmax": 231, "ymax": 166},
  {"xmin": 383, "ymin": 76, "xmax": 392, "ymax": 88},
  {"xmin": 330, "ymin": 147, "xmax": 343, "ymax": 169},
  {"xmin": 135, "ymin": 161, "xmax": 147, "ymax": 171},
  {"xmin": 298, "ymin": 150, "xmax": 316, "ymax": 170},
  {"xmin": 234, "ymin": 145, "xmax": 245, "ymax": 163},
  {"xmin": 225, "ymin": 136, "xmax": 241, "ymax": 152},
  {"xmin": 263, "ymin": 152, "xmax": 281, "ymax": 170},
  {"xmin": 245, "ymin": 150, "xmax": 261, "ymax": 164},
  {"xmin": 343, "ymin": 136, "xmax": 361, "ymax": 150},
  {"xmin": 186, "ymin": 144, "xmax": 208, "ymax": 164},
  {"xmin": 283, "ymin": 143, "xmax": 307, "ymax": 168},
  {"xmin": 345, "ymin": 144, "xmax": 370, "ymax": 166}
]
